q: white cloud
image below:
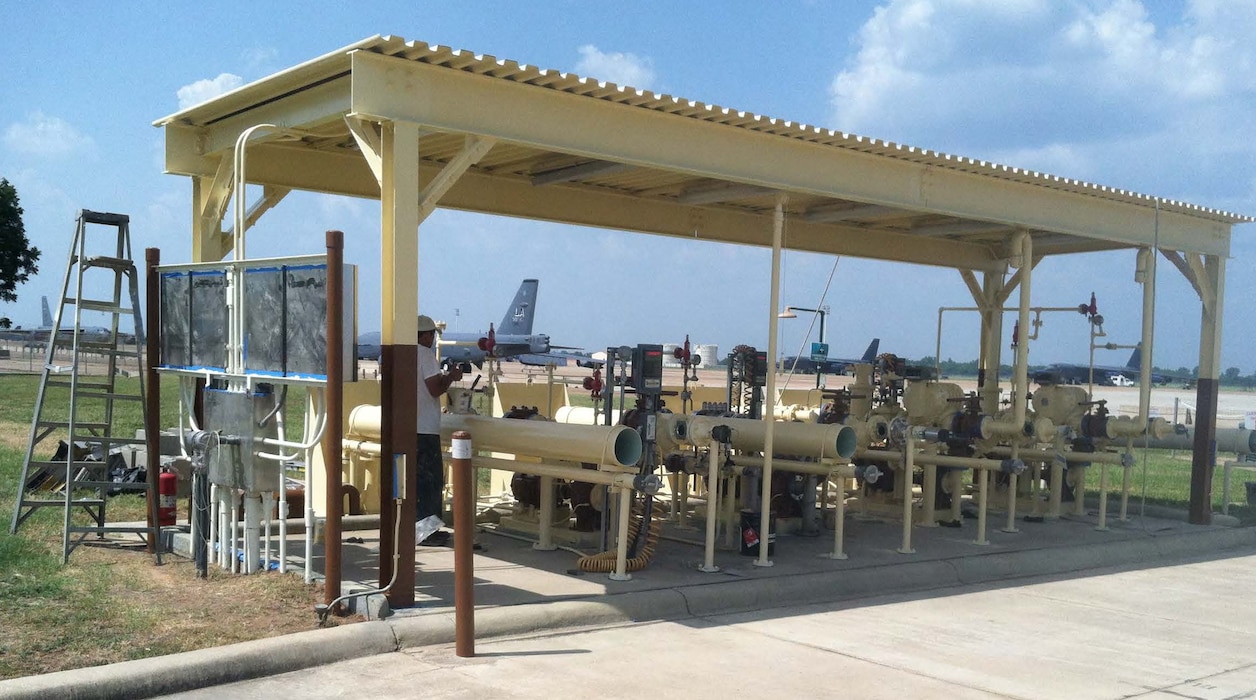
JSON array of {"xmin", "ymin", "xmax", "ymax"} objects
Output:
[
  {"xmin": 575, "ymin": 45, "xmax": 656, "ymax": 89},
  {"xmin": 176, "ymin": 73, "xmax": 244, "ymax": 110},
  {"xmin": 828, "ymin": 0, "xmax": 1256, "ymax": 189},
  {"xmin": 242, "ymin": 46, "xmax": 278, "ymax": 71},
  {"xmin": 2, "ymin": 111, "xmax": 94, "ymax": 159}
]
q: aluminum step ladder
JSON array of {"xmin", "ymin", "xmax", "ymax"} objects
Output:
[{"xmin": 8, "ymin": 210, "xmax": 160, "ymax": 563}]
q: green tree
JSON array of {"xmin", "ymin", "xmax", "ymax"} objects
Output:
[{"xmin": 0, "ymin": 178, "xmax": 40, "ymax": 329}]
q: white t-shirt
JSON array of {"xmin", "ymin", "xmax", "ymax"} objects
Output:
[{"xmin": 417, "ymin": 343, "xmax": 442, "ymax": 435}]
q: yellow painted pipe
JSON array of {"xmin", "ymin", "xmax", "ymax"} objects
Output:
[
  {"xmin": 443, "ymin": 414, "xmax": 642, "ymax": 468},
  {"xmin": 346, "ymin": 405, "xmax": 642, "ymax": 468},
  {"xmin": 668, "ymin": 414, "xmax": 858, "ymax": 461}
]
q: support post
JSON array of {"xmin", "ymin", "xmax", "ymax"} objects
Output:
[
  {"xmin": 452, "ymin": 430, "xmax": 475, "ymax": 658},
  {"xmin": 145, "ymin": 248, "xmax": 162, "ymax": 556},
  {"xmin": 323, "ymin": 230, "xmax": 344, "ymax": 607}
]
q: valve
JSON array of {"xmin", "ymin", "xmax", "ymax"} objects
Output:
[
  {"xmin": 633, "ymin": 474, "xmax": 663, "ymax": 495},
  {"xmin": 1000, "ymin": 458, "xmax": 1027, "ymax": 475},
  {"xmin": 854, "ymin": 463, "xmax": 883, "ymax": 485}
]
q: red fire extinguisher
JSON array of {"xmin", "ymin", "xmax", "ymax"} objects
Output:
[{"xmin": 158, "ymin": 470, "xmax": 178, "ymax": 526}]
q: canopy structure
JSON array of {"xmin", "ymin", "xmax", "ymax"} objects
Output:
[{"xmin": 156, "ymin": 35, "xmax": 1251, "ymax": 603}]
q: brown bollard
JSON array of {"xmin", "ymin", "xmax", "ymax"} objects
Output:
[{"xmin": 451, "ymin": 430, "xmax": 475, "ymax": 657}]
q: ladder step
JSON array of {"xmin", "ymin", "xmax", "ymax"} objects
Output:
[
  {"xmin": 37, "ymin": 420, "xmax": 110, "ymax": 431},
  {"xmin": 69, "ymin": 299, "xmax": 129, "ymax": 315},
  {"xmin": 72, "ymin": 391, "xmax": 144, "ymax": 401},
  {"xmin": 82, "ymin": 256, "xmax": 137, "ymax": 272},
  {"xmin": 47, "ymin": 379, "xmax": 114, "ymax": 390},
  {"xmin": 80, "ymin": 210, "xmax": 130, "ymax": 226},
  {"xmin": 70, "ymin": 480, "xmax": 150, "ymax": 491},
  {"xmin": 68, "ymin": 526, "xmax": 153, "ymax": 535}
]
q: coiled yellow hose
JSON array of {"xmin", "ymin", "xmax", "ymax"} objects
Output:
[{"xmin": 577, "ymin": 496, "xmax": 662, "ymax": 573}]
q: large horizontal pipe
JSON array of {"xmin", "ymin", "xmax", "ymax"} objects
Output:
[
  {"xmin": 554, "ymin": 405, "xmax": 622, "ymax": 425},
  {"xmin": 1136, "ymin": 426, "xmax": 1256, "ymax": 454},
  {"xmin": 662, "ymin": 414, "xmax": 858, "ymax": 460},
  {"xmin": 984, "ymin": 445, "xmax": 1131, "ymax": 466},
  {"xmin": 346, "ymin": 405, "xmax": 642, "ymax": 468},
  {"xmin": 470, "ymin": 456, "xmax": 657, "ymax": 491},
  {"xmin": 443, "ymin": 414, "xmax": 642, "ymax": 468},
  {"xmin": 861, "ymin": 447, "xmax": 1023, "ymax": 473},
  {"xmin": 727, "ymin": 455, "xmax": 856, "ymax": 478}
]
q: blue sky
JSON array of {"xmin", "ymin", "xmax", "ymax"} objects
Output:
[{"xmin": 1, "ymin": 1, "xmax": 1253, "ymax": 374}]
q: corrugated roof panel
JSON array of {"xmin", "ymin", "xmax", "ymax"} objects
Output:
[{"xmin": 158, "ymin": 34, "xmax": 1252, "ymax": 224}]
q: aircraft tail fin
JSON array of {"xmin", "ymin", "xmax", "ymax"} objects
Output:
[
  {"xmin": 860, "ymin": 338, "xmax": 881, "ymax": 363},
  {"xmin": 498, "ymin": 279, "xmax": 538, "ymax": 336},
  {"xmin": 1126, "ymin": 344, "xmax": 1141, "ymax": 370},
  {"xmin": 41, "ymin": 296, "xmax": 53, "ymax": 327}
]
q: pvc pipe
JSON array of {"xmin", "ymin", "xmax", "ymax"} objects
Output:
[
  {"xmin": 208, "ymin": 483, "xmax": 218, "ymax": 569},
  {"xmin": 244, "ymin": 494, "xmax": 261, "ymax": 573},
  {"xmin": 555, "ymin": 405, "xmax": 622, "ymax": 425},
  {"xmin": 699, "ymin": 442, "xmax": 720, "ymax": 573},
  {"xmin": 1138, "ymin": 427, "xmax": 1256, "ymax": 453},
  {"xmin": 535, "ymin": 476, "xmax": 556, "ymax": 551},
  {"xmin": 676, "ymin": 415, "xmax": 858, "ymax": 461},
  {"xmin": 611, "ymin": 486, "xmax": 633, "ymax": 581},
  {"xmin": 825, "ymin": 473, "xmax": 848, "ymax": 560},
  {"xmin": 263, "ymin": 492, "xmax": 274, "ymax": 571},
  {"xmin": 758, "ymin": 195, "xmax": 786, "ymax": 570},
  {"xmin": 1096, "ymin": 464, "xmax": 1110, "ymax": 531},
  {"xmin": 468, "ymin": 456, "xmax": 647, "ymax": 490},
  {"xmin": 921, "ymin": 463, "xmax": 938, "ymax": 528},
  {"xmin": 975, "ymin": 470, "xmax": 990, "ymax": 545},
  {"xmin": 899, "ymin": 431, "xmax": 916, "ymax": 554}
]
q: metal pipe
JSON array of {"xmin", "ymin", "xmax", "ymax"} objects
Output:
[
  {"xmin": 676, "ymin": 414, "xmax": 858, "ymax": 461},
  {"xmin": 535, "ymin": 476, "xmax": 556, "ymax": 552},
  {"xmin": 144, "ymin": 248, "xmax": 161, "ymax": 555},
  {"xmin": 451, "ymin": 430, "xmax": 475, "ymax": 658},
  {"xmin": 469, "ymin": 456, "xmax": 649, "ymax": 490},
  {"xmin": 759, "ymin": 195, "xmax": 787, "ymax": 569},
  {"xmin": 899, "ymin": 430, "xmax": 916, "ymax": 554},
  {"xmin": 1096, "ymin": 464, "xmax": 1111, "ymax": 531},
  {"xmin": 975, "ymin": 469, "xmax": 989, "ymax": 545},
  {"xmin": 323, "ymin": 229, "xmax": 344, "ymax": 608},
  {"xmin": 352, "ymin": 403, "xmax": 642, "ymax": 468},
  {"xmin": 824, "ymin": 471, "xmax": 848, "ymax": 560},
  {"xmin": 699, "ymin": 442, "xmax": 720, "ymax": 573},
  {"xmin": 726, "ymin": 455, "xmax": 855, "ymax": 478},
  {"xmin": 921, "ymin": 463, "xmax": 938, "ymax": 528},
  {"xmin": 611, "ymin": 486, "xmax": 634, "ymax": 581},
  {"xmin": 983, "ymin": 231, "xmax": 1032, "ymax": 439},
  {"xmin": 555, "ymin": 405, "xmax": 623, "ymax": 426}
]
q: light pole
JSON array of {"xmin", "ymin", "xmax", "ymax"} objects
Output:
[{"xmin": 778, "ymin": 305, "xmax": 828, "ymax": 389}]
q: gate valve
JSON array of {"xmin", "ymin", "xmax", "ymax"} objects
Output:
[{"xmin": 477, "ymin": 324, "xmax": 497, "ymax": 355}]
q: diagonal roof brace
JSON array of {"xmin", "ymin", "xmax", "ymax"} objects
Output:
[
  {"xmin": 803, "ymin": 203, "xmax": 907, "ymax": 223},
  {"xmin": 677, "ymin": 183, "xmax": 776, "ymax": 205},
  {"xmin": 530, "ymin": 160, "xmax": 634, "ymax": 186}
]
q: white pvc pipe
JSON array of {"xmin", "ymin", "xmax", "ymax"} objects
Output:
[
  {"xmin": 535, "ymin": 476, "xmax": 556, "ymax": 551},
  {"xmin": 678, "ymin": 415, "xmax": 858, "ymax": 461},
  {"xmin": 758, "ymin": 196, "xmax": 786, "ymax": 570},
  {"xmin": 610, "ymin": 486, "xmax": 633, "ymax": 581},
  {"xmin": 263, "ymin": 492, "xmax": 273, "ymax": 571},
  {"xmin": 699, "ymin": 443, "xmax": 720, "ymax": 573},
  {"xmin": 208, "ymin": 482, "xmax": 218, "ymax": 570},
  {"xmin": 898, "ymin": 430, "xmax": 916, "ymax": 554}
]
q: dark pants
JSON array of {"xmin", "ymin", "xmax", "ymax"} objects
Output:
[{"xmin": 415, "ymin": 433, "xmax": 445, "ymax": 521}]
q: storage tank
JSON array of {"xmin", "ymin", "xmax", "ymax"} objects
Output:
[
  {"xmin": 662, "ymin": 342, "xmax": 681, "ymax": 368},
  {"xmin": 697, "ymin": 344, "xmax": 718, "ymax": 368}
]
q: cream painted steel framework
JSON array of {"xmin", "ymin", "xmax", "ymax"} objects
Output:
[{"xmin": 155, "ymin": 35, "xmax": 1251, "ymax": 599}]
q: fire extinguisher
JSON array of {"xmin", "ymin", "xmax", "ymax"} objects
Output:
[{"xmin": 158, "ymin": 470, "xmax": 178, "ymax": 527}]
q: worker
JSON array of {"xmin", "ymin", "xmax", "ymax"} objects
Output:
[{"xmin": 416, "ymin": 314, "xmax": 462, "ymax": 545}]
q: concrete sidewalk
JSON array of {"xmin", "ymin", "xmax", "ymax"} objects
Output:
[{"xmin": 3, "ymin": 501, "xmax": 1254, "ymax": 699}]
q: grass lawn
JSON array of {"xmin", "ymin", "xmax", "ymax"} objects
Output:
[{"xmin": 0, "ymin": 373, "xmax": 342, "ymax": 681}]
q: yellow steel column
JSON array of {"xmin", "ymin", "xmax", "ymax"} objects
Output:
[{"xmin": 378, "ymin": 119, "xmax": 422, "ymax": 606}]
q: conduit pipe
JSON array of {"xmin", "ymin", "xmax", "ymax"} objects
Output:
[
  {"xmin": 1104, "ymin": 246, "xmax": 1165, "ymax": 439},
  {"xmin": 668, "ymin": 414, "xmax": 859, "ymax": 461}
]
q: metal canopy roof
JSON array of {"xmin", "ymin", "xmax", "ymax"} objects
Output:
[{"xmin": 156, "ymin": 35, "xmax": 1251, "ymax": 270}]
